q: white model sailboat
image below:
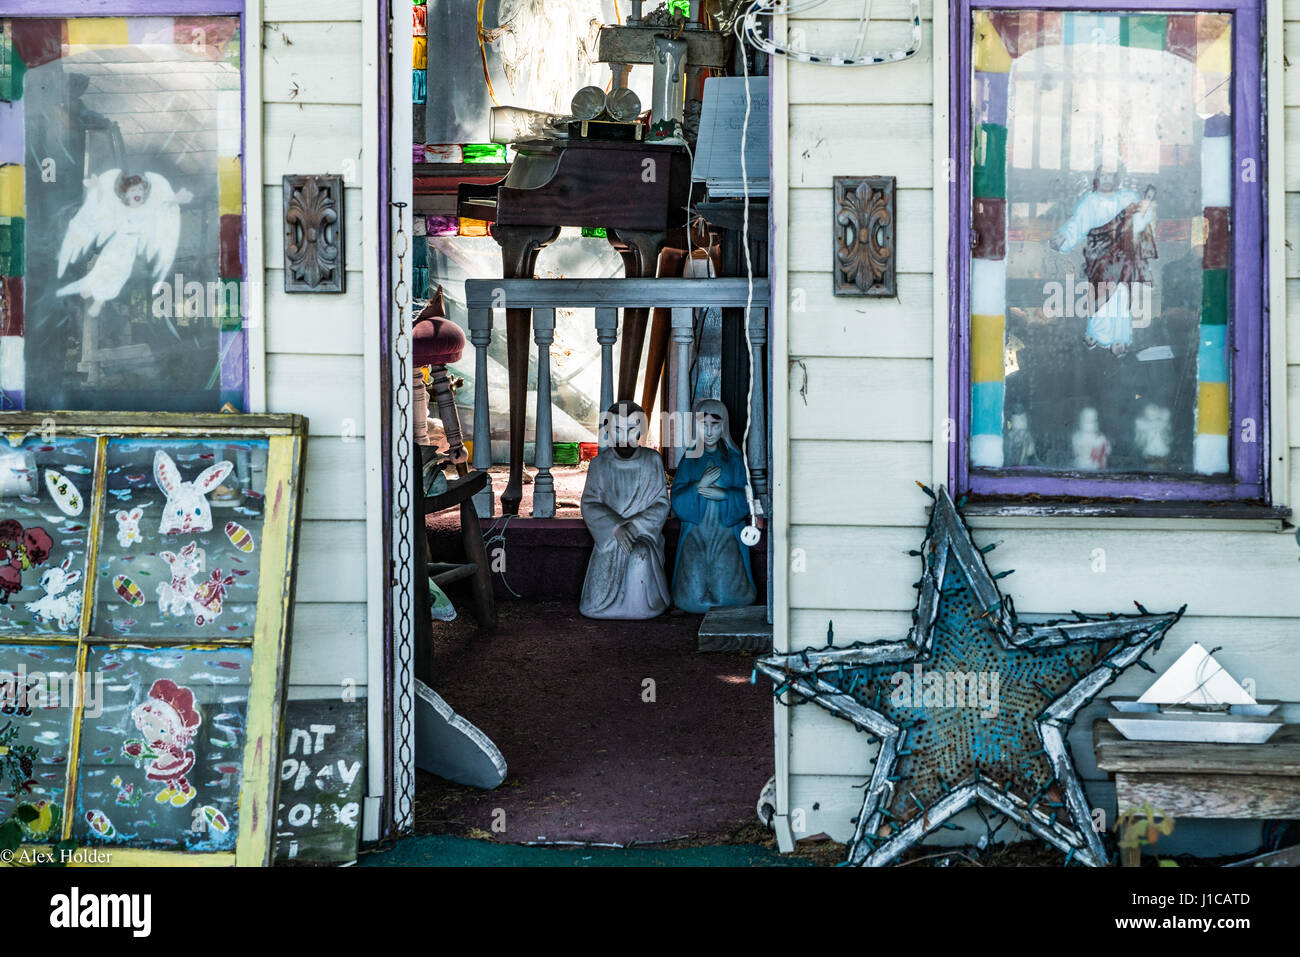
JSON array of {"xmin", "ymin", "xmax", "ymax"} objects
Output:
[{"xmin": 1107, "ymin": 642, "xmax": 1284, "ymax": 743}]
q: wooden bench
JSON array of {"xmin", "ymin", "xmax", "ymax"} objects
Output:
[{"xmin": 1093, "ymin": 720, "xmax": 1300, "ymax": 819}]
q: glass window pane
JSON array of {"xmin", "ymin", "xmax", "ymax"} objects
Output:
[
  {"xmin": 1, "ymin": 17, "xmax": 245, "ymax": 413},
  {"xmin": 73, "ymin": 644, "xmax": 250, "ymax": 851},
  {"xmin": 970, "ymin": 11, "xmax": 1232, "ymax": 477},
  {"xmin": 91, "ymin": 437, "xmax": 268, "ymax": 639},
  {"xmin": 0, "ymin": 643, "xmax": 77, "ymax": 842},
  {"xmin": 0, "ymin": 434, "xmax": 98, "ymax": 635}
]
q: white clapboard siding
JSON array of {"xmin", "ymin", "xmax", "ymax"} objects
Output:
[
  {"xmin": 788, "ymin": 272, "xmax": 934, "ymax": 358},
  {"xmin": 790, "ymin": 188, "xmax": 932, "ymax": 271},
  {"xmin": 263, "ymin": 186, "xmax": 364, "ymax": 272},
  {"xmin": 287, "ymin": 602, "xmax": 368, "ymax": 685},
  {"xmin": 787, "ymin": 773, "xmax": 1115, "ymax": 846},
  {"xmin": 781, "ymin": 0, "xmax": 1300, "ymax": 855},
  {"xmin": 294, "ymin": 520, "xmax": 366, "ymax": 604},
  {"xmin": 789, "ymin": 106, "xmax": 933, "ymax": 187},
  {"xmin": 788, "ymin": 357, "xmax": 932, "ymax": 441},
  {"xmin": 1290, "ymin": 447, "xmax": 1300, "ymax": 510},
  {"xmin": 301, "ymin": 436, "xmax": 367, "ymax": 520},
  {"xmin": 1287, "ymin": 279, "xmax": 1300, "ymax": 363},
  {"xmin": 807, "ymin": 0, "xmax": 937, "ymax": 21},
  {"xmin": 262, "ymin": 21, "xmax": 364, "ymax": 105},
  {"xmin": 262, "ymin": 105, "xmax": 364, "ymax": 185},
  {"xmin": 264, "ymin": 0, "xmax": 362, "ymax": 21},
  {"xmin": 265, "ymin": 280, "xmax": 367, "ymax": 355},
  {"xmin": 790, "ymin": 524, "xmax": 1300, "ymax": 617},
  {"xmin": 790, "ymin": 440, "xmax": 933, "ymax": 526},
  {"xmin": 256, "ymin": 2, "xmax": 371, "ymax": 725},
  {"xmin": 1285, "ymin": 191, "xmax": 1300, "ymax": 277},
  {"xmin": 289, "ymin": 685, "xmax": 366, "ymax": 702},
  {"xmin": 788, "ymin": 22, "xmax": 934, "ymax": 105},
  {"xmin": 780, "ymin": 616, "xmax": 1300, "ymax": 777},
  {"xmin": 1288, "ymin": 366, "xmax": 1300, "ymax": 445},
  {"xmin": 266, "ymin": 354, "xmax": 366, "ymax": 437}
]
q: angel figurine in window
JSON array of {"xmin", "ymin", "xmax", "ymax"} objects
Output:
[
  {"xmin": 1049, "ymin": 165, "xmax": 1157, "ymax": 357},
  {"xmin": 56, "ymin": 170, "xmax": 193, "ymax": 317}
]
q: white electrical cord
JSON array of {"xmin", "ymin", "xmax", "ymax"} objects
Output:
[
  {"xmin": 734, "ymin": 11, "xmax": 762, "ymax": 547},
  {"xmin": 740, "ymin": 0, "xmax": 921, "ymax": 66}
]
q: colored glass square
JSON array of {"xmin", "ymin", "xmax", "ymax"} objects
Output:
[
  {"xmin": 1196, "ymin": 381, "xmax": 1229, "ymax": 434},
  {"xmin": 1200, "ymin": 269, "xmax": 1228, "ymax": 325},
  {"xmin": 970, "ymin": 380, "xmax": 1006, "ymax": 437},
  {"xmin": 1120, "ymin": 14, "xmax": 1165, "ymax": 50},
  {"xmin": 971, "ymin": 314, "xmax": 1006, "ymax": 383},
  {"xmin": 219, "ymin": 214, "xmax": 243, "ymax": 279},
  {"xmin": 1196, "ymin": 324, "xmax": 1228, "ymax": 383},
  {"xmin": 973, "ymin": 124, "xmax": 1007, "ymax": 199},
  {"xmin": 0, "ymin": 164, "xmax": 22, "ymax": 218},
  {"xmin": 0, "ymin": 101, "xmax": 22, "ymax": 164},
  {"xmin": 1, "ymin": 275, "xmax": 21, "ymax": 336},
  {"xmin": 218, "ymin": 156, "xmax": 242, "ymax": 216},
  {"xmin": 0, "ymin": 217, "xmax": 24, "ymax": 277}
]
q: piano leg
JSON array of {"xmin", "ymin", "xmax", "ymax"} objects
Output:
[
  {"xmin": 495, "ymin": 225, "xmax": 561, "ymax": 516},
  {"xmin": 608, "ymin": 229, "xmax": 667, "ymax": 403}
]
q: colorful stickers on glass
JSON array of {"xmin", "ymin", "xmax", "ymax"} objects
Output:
[
  {"xmin": 72, "ymin": 645, "xmax": 250, "ymax": 852},
  {"xmin": 93, "ymin": 438, "xmax": 267, "ymax": 639},
  {"xmin": 0, "ymin": 434, "xmax": 96, "ymax": 634},
  {"xmin": 0, "ymin": 644, "xmax": 77, "ymax": 842}
]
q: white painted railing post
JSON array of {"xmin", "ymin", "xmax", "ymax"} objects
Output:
[
  {"xmin": 748, "ymin": 305, "xmax": 768, "ymax": 500},
  {"xmin": 595, "ymin": 306, "xmax": 618, "ymax": 447},
  {"xmin": 670, "ymin": 306, "xmax": 694, "ymax": 469},
  {"xmin": 532, "ymin": 307, "xmax": 556, "ymax": 518},
  {"xmin": 468, "ymin": 306, "xmax": 495, "ymax": 517}
]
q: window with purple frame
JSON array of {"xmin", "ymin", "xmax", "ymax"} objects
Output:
[
  {"xmin": 0, "ymin": 11, "xmax": 248, "ymax": 414},
  {"xmin": 950, "ymin": 3, "xmax": 1268, "ymax": 505}
]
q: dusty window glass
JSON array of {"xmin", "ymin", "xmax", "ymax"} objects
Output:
[
  {"xmin": 968, "ymin": 11, "xmax": 1232, "ymax": 478},
  {"xmin": 0, "ymin": 17, "xmax": 245, "ymax": 413}
]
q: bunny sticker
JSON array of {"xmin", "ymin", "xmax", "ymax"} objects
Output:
[
  {"xmin": 24, "ymin": 555, "xmax": 83, "ymax": 630},
  {"xmin": 115, "ymin": 507, "xmax": 144, "ymax": 549},
  {"xmin": 154, "ymin": 450, "xmax": 234, "ymax": 536}
]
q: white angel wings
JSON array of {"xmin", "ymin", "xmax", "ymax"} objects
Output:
[{"xmin": 56, "ymin": 169, "xmax": 183, "ymax": 296}]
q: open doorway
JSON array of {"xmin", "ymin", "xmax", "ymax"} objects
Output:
[{"xmin": 406, "ymin": 0, "xmax": 776, "ymax": 848}]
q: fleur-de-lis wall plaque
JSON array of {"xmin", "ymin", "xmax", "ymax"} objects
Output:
[
  {"xmin": 833, "ymin": 175, "xmax": 896, "ymax": 297},
  {"xmin": 283, "ymin": 175, "xmax": 345, "ymax": 293}
]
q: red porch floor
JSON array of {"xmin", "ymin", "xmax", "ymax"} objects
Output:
[{"xmin": 414, "ymin": 598, "xmax": 773, "ymax": 845}]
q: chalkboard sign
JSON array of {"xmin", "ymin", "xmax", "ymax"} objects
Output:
[
  {"xmin": 274, "ymin": 698, "xmax": 366, "ymax": 864},
  {"xmin": 0, "ymin": 412, "xmax": 306, "ymax": 865}
]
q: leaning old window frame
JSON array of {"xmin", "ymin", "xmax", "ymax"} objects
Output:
[
  {"xmin": 1, "ymin": 0, "xmax": 266, "ymax": 414},
  {"xmin": 944, "ymin": 0, "xmax": 1277, "ymax": 510}
]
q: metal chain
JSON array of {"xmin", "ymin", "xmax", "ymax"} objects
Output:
[{"xmin": 391, "ymin": 200, "xmax": 415, "ymax": 833}]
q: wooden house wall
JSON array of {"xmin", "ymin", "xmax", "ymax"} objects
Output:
[
  {"xmin": 259, "ymin": 0, "xmax": 370, "ymax": 702},
  {"xmin": 778, "ymin": 0, "xmax": 1300, "ymax": 847}
]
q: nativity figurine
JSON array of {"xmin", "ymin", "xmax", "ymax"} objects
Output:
[
  {"xmin": 671, "ymin": 399, "xmax": 757, "ymax": 613},
  {"xmin": 1050, "ymin": 165, "xmax": 1157, "ymax": 357},
  {"xmin": 579, "ymin": 400, "xmax": 671, "ymax": 620},
  {"xmin": 1072, "ymin": 406, "xmax": 1111, "ymax": 471}
]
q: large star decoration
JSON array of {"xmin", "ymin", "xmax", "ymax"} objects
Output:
[{"xmin": 757, "ymin": 485, "xmax": 1184, "ymax": 867}]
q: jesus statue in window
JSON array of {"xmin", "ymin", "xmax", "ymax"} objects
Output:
[{"xmin": 1049, "ymin": 165, "xmax": 1158, "ymax": 357}]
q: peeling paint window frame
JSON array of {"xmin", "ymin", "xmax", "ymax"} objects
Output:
[
  {"xmin": 0, "ymin": 0, "xmax": 251, "ymax": 414},
  {"xmin": 947, "ymin": 0, "xmax": 1270, "ymax": 506}
]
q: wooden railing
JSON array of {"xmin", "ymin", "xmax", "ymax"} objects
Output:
[{"xmin": 463, "ymin": 277, "xmax": 771, "ymax": 518}]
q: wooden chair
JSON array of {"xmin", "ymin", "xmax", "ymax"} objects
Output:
[{"xmin": 412, "ymin": 289, "xmax": 496, "ymax": 683}]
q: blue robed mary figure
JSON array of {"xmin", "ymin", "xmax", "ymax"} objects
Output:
[{"xmin": 671, "ymin": 399, "xmax": 757, "ymax": 613}]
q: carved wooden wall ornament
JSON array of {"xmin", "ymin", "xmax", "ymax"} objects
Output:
[
  {"xmin": 833, "ymin": 175, "xmax": 896, "ymax": 297},
  {"xmin": 283, "ymin": 175, "xmax": 345, "ymax": 293}
]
